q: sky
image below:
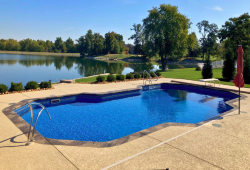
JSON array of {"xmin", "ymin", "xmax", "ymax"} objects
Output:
[{"xmin": 0, "ymin": 0, "xmax": 250, "ymax": 44}]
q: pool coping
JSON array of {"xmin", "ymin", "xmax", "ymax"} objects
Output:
[{"xmin": 2, "ymin": 83, "xmax": 247, "ymax": 148}]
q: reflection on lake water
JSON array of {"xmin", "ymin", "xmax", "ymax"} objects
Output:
[{"xmin": 0, "ymin": 54, "xmax": 195, "ymax": 87}]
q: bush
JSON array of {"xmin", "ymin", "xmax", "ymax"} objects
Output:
[
  {"xmin": 202, "ymin": 58, "xmax": 213, "ymax": 79},
  {"xmin": 116, "ymin": 74, "xmax": 125, "ymax": 81},
  {"xmin": 222, "ymin": 49, "xmax": 236, "ymax": 81},
  {"xmin": 150, "ymin": 71, "xmax": 156, "ymax": 77},
  {"xmin": 107, "ymin": 74, "xmax": 116, "ymax": 82},
  {"xmin": 142, "ymin": 72, "xmax": 149, "ymax": 78},
  {"xmin": 96, "ymin": 75, "xmax": 106, "ymax": 82},
  {"xmin": 9, "ymin": 82, "xmax": 23, "ymax": 91},
  {"xmin": 25, "ymin": 81, "xmax": 39, "ymax": 90},
  {"xmin": 134, "ymin": 73, "xmax": 141, "ymax": 79},
  {"xmin": 243, "ymin": 50, "xmax": 250, "ymax": 84},
  {"xmin": 196, "ymin": 65, "xmax": 201, "ymax": 71},
  {"xmin": 40, "ymin": 81, "xmax": 51, "ymax": 88},
  {"xmin": 126, "ymin": 73, "xmax": 134, "ymax": 79},
  {"xmin": 0, "ymin": 84, "xmax": 8, "ymax": 93},
  {"xmin": 156, "ymin": 72, "xmax": 161, "ymax": 76}
]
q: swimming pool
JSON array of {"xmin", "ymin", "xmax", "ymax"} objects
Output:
[{"xmin": 15, "ymin": 84, "xmax": 238, "ymax": 142}]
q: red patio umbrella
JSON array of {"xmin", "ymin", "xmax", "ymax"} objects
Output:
[{"xmin": 233, "ymin": 45, "xmax": 245, "ymax": 114}]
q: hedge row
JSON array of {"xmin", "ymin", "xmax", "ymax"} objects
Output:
[
  {"xmin": 96, "ymin": 72, "xmax": 161, "ymax": 83},
  {"xmin": 0, "ymin": 81, "xmax": 52, "ymax": 93}
]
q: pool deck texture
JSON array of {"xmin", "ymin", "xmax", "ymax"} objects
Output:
[{"xmin": 1, "ymin": 78, "xmax": 250, "ymax": 170}]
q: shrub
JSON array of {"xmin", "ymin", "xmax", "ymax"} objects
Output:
[
  {"xmin": 196, "ymin": 65, "xmax": 201, "ymax": 71},
  {"xmin": 107, "ymin": 74, "xmax": 116, "ymax": 82},
  {"xmin": 40, "ymin": 81, "xmax": 51, "ymax": 88},
  {"xmin": 156, "ymin": 72, "xmax": 161, "ymax": 76},
  {"xmin": 9, "ymin": 82, "xmax": 23, "ymax": 91},
  {"xmin": 202, "ymin": 58, "xmax": 213, "ymax": 79},
  {"xmin": 25, "ymin": 81, "xmax": 39, "ymax": 90},
  {"xmin": 243, "ymin": 50, "xmax": 250, "ymax": 84},
  {"xmin": 134, "ymin": 73, "xmax": 141, "ymax": 79},
  {"xmin": 0, "ymin": 84, "xmax": 8, "ymax": 93},
  {"xmin": 116, "ymin": 74, "xmax": 125, "ymax": 81},
  {"xmin": 126, "ymin": 73, "xmax": 134, "ymax": 79},
  {"xmin": 96, "ymin": 75, "xmax": 106, "ymax": 82},
  {"xmin": 222, "ymin": 49, "xmax": 236, "ymax": 81},
  {"xmin": 142, "ymin": 72, "xmax": 149, "ymax": 78},
  {"xmin": 150, "ymin": 71, "xmax": 156, "ymax": 77}
]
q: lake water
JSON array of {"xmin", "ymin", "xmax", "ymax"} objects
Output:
[{"xmin": 0, "ymin": 54, "xmax": 195, "ymax": 87}]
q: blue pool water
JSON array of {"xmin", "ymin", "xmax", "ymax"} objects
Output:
[{"xmin": 15, "ymin": 84, "xmax": 237, "ymax": 142}]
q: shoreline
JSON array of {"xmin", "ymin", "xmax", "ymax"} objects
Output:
[{"xmin": 0, "ymin": 51, "xmax": 81, "ymax": 56}]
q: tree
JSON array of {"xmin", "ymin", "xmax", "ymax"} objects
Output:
[
  {"xmin": 76, "ymin": 36, "xmax": 86, "ymax": 55},
  {"xmin": 65, "ymin": 37, "xmax": 76, "ymax": 53},
  {"xmin": 85, "ymin": 30, "xmax": 94, "ymax": 56},
  {"xmin": 129, "ymin": 24, "xmax": 144, "ymax": 56},
  {"xmin": 202, "ymin": 56, "xmax": 213, "ymax": 79},
  {"xmin": 143, "ymin": 4, "xmax": 190, "ymax": 71},
  {"xmin": 218, "ymin": 13, "xmax": 250, "ymax": 60},
  {"xmin": 196, "ymin": 20, "xmax": 218, "ymax": 60},
  {"xmin": 55, "ymin": 37, "xmax": 66, "ymax": 53},
  {"xmin": 93, "ymin": 33, "xmax": 104, "ymax": 55},
  {"xmin": 222, "ymin": 40, "xmax": 236, "ymax": 81},
  {"xmin": 4, "ymin": 39, "xmax": 21, "ymax": 51},
  {"xmin": 243, "ymin": 50, "xmax": 250, "ymax": 84},
  {"xmin": 187, "ymin": 32, "xmax": 199, "ymax": 57}
]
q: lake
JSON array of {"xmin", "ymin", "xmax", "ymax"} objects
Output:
[{"xmin": 0, "ymin": 54, "xmax": 196, "ymax": 87}]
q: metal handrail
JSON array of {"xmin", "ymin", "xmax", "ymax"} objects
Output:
[
  {"xmin": 150, "ymin": 71, "xmax": 158, "ymax": 81},
  {"xmin": 143, "ymin": 70, "xmax": 152, "ymax": 86},
  {"xmin": 22, "ymin": 102, "xmax": 51, "ymax": 145},
  {"xmin": 143, "ymin": 70, "xmax": 158, "ymax": 86}
]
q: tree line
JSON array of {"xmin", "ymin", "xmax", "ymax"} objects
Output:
[{"xmin": 0, "ymin": 30, "xmax": 125, "ymax": 56}]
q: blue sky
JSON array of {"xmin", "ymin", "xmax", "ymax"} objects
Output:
[{"xmin": 0, "ymin": 0, "xmax": 250, "ymax": 44}]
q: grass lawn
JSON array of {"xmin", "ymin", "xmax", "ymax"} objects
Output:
[
  {"xmin": 75, "ymin": 75, "xmax": 109, "ymax": 83},
  {"xmin": 160, "ymin": 68, "xmax": 250, "ymax": 88}
]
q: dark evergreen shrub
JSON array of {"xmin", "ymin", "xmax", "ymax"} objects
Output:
[
  {"xmin": 25, "ymin": 81, "xmax": 39, "ymax": 90},
  {"xmin": 126, "ymin": 73, "xmax": 134, "ymax": 79},
  {"xmin": 150, "ymin": 71, "xmax": 156, "ymax": 77},
  {"xmin": 116, "ymin": 74, "xmax": 125, "ymax": 81},
  {"xmin": 40, "ymin": 81, "xmax": 51, "ymax": 88},
  {"xmin": 196, "ymin": 65, "xmax": 201, "ymax": 71},
  {"xmin": 0, "ymin": 84, "xmax": 8, "ymax": 93},
  {"xmin": 142, "ymin": 72, "xmax": 149, "ymax": 78},
  {"xmin": 243, "ymin": 50, "xmax": 250, "ymax": 84},
  {"xmin": 222, "ymin": 49, "xmax": 236, "ymax": 81},
  {"xmin": 9, "ymin": 82, "xmax": 23, "ymax": 91},
  {"xmin": 107, "ymin": 74, "xmax": 116, "ymax": 82},
  {"xmin": 96, "ymin": 75, "xmax": 106, "ymax": 82},
  {"xmin": 156, "ymin": 72, "xmax": 161, "ymax": 76},
  {"xmin": 134, "ymin": 73, "xmax": 141, "ymax": 79},
  {"xmin": 202, "ymin": 58, "xmax": 213, "ymax": 79}
]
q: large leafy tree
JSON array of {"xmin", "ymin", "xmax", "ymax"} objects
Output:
[
  {"xmin": 143, "ymin": 4, "xmax": 190, "ymax": 71},
  {"xmin": 218, "ymin": 13, "xmax": 250, "ymax": 60},
  {"xmin": 196, "ymin": 20, "xmax": 218, "ymax": 60},
  {"xmin": 93, "ymin": 33, "xmax": 104, "ymax": 55},
  {"xmin": 129, "ymin": 24, "xmax": 144, "ymax": 56},
  {"xmin": 187, "ymin": 32, "xmax": 199, "ymax": 57},
  {"xmin": 76, "ymin": 36, "xmax": 86, "ymax": 55}
]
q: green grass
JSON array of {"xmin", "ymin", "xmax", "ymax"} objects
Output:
[
  {"xmin": 75, "ymin": 75, "xmax": 109, "ymax": 83},
  {"xmin": 160, "ymin": 68, "xmax": 250, "ymax": 88}
]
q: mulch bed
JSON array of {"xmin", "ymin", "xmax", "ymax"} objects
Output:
[
  {"xmin": 77, "ymin": 76, "xmax": 163, "ymax": 84},
  {"xmin": 0, "ymin": 86, "xmax": 55, "ymax": 95}
]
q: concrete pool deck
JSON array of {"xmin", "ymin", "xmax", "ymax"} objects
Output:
[{"xmin": 1, "ymin": 78, "xmax": 250, "ymax": 170}]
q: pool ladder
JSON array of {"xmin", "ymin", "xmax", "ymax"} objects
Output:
[
  {"xmin": 17, "ymin": 102, "xmax": 51, "ymax": 146},
  {"xmin": 143, "ymin": 70, "xmax": 158, "ymax": 86}
]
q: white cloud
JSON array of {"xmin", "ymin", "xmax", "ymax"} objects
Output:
[
  {"xmin": 207, "ymin": 6, "xmax": 223, "ymax": 11},
  {"xmin": 64, "ymin": 27, "xmax": 74, "ymax": 31}
]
